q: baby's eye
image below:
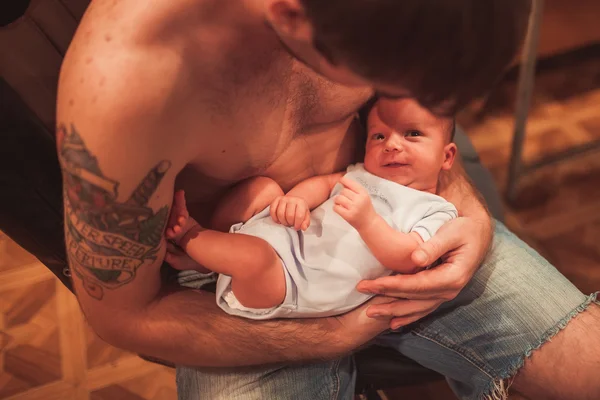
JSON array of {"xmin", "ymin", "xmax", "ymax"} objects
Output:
[
  {"xmin": 372, "ymin": 133, "xmax": 385, "ymax": 140},
  {"xmin": 405, "ymin": 130, "xmax": 422, "ymax": 137}
]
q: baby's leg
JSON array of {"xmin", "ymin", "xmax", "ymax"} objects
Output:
[
  {"xmin": 187, "ymin": 177, "xmax": 286, "ymax": 308},
  {"xmin": 211, "ymin": 176, "xmax": 284, "ymax": 231},
  {"xmin": 182, "ymin": 228, "xmax": 285, "ymax": 309}
]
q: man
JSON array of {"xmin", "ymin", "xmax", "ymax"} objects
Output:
[{"xmin": 56, "ymin": 0, "xmax": 600, "ymax": 399}]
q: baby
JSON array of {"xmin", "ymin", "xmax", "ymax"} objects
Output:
[{"xmin": 166, "ymin": 98, "xmax": 458, "ymax": 320}]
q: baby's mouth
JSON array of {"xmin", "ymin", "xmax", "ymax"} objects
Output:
[{"xmin": 383, "ymin": 162, "xmax": 409, "ymax": 168}]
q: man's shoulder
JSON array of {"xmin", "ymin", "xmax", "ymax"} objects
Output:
[{"xmin": 59, "ymin": 2, "xmax": 191, "ymax": 124}]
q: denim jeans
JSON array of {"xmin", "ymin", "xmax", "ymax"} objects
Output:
[{"xmin": 176, "ymin": 222, "xmax": 599, "ymax": 400}]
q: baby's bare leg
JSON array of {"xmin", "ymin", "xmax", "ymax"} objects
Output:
[
  {"xmin": 211, "ymin": 176, "xmax": 284, "ymax": 231},
  {"xmin": 181, "ymin": 228, "xmax": 285, "ymax": 308},
  {"xmin": 182, "ymin": 177, "xmax": 286, "ymax": 308}
]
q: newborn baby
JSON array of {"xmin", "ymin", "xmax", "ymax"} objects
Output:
[{"xmin": 166, "ymin": 98, "xmax": 458, "ymax": 319}]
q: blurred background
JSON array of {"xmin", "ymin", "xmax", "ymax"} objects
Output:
[{"xmin": 1, "ymin": 0, "xmax": 599, "ymax": 399}]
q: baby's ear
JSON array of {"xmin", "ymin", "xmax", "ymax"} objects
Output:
[{"xmin": 442, "ymin": 143, "xmax": 457, "ymax": 171}]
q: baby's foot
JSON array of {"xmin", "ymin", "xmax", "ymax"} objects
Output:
[
  {"xmin": 166, "ymin": 190, "xmax": 198, "ymax": 245},
  {"xmin": 164, "ymin": 241, "xmax": 210, "ymax": 272}
]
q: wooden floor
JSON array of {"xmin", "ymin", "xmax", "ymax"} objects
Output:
[{"xmin": 2, "ymin": 47, "xmax": 600, "ymax": 400}]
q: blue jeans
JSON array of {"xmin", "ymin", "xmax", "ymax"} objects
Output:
[{"xmin": 176, "ymin": 222, "xmax": 599, "ymax": 400}]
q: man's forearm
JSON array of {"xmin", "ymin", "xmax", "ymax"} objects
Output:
[
  {"xmin": 110, "ymin": 286, "xmax": 377, "ymax": 368},
  {"xmin": 439, "ymin": 158, "xmax": 490, "ymax": 223},
  {"xmin": 438, "ymin": 158, "xmax": 494, "ymax": 263}
]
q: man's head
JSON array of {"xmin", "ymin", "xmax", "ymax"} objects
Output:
[
  {"xmin": 363, "ymin": 98, "xmax": 457, "ymax": 192},
  {"xmin": 264, "ymin": 0, "xmax": 531, "ymax": 115}
]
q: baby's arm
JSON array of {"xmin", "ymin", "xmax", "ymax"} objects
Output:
[
  {"xmin": 365, "ymin": 204, "xmax": 458, "ymax": 272},
  {"xmin": 358, "ymin": 217, "xmax": 423, "ymax": 274},
  {"xmin": 271, "ymin": 172, "xmax": 343, "ymax": 230},
  {"xmin": 333, "ymin": 177, "xmax": 422, "ymax": 274},
  {"xmin": 287, "ymin": 173, "xmax": 344, "ymax": 209}
]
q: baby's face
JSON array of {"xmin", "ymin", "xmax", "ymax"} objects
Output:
[{"xmin": 364, "ymin": 99, "xmax": 456, "ymax": 192}]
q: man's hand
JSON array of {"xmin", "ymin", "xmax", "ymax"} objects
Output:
[
  {"xmin": 334, "ymin": 296, "xmax": 396, "ymax": 347},
  {"xmin": 334, "ymin": 177, "xmax": 376, "ymax": 230},
  {"xmin": 270, "ymin": 195, "xmax": 311, "ymax": 231},
  {"xmin": 356, "ymin": 217, "xmax": 493, "ymax": 330}
]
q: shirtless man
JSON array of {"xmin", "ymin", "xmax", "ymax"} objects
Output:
[{"xmin": 57, "ymin": 1, "xmax": 600, "ymax": 399}]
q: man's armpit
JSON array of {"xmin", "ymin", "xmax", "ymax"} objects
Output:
[{"xmin": 58, "ymin": 123, "xmax": 171, "ymax": 300}]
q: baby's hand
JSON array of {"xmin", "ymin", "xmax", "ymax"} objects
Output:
[
  {"xmin": 334, "ymin": 177, "xmax": 375, "ymax": 230},
  {"xmin": 166, "ymin": 190, "xmax": 195, "ymax": 245},
  {"xmin": 270, "ymin": 195, "xmax": 311, "ymax": 231}
]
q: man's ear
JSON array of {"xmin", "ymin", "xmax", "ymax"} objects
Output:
[
  {"xmin": 442, "ymin": 142, "xmax": 457, "ymax": 170},
  {"xmin": 264, "ymin": 0, "xmax": 312, "ymax": 41}
]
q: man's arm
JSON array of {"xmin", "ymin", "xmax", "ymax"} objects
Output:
[
  {"xmin": 435, "ymin": 155, "xmax": 493, "ymax": 260},
  {"xmin": 438, "ymin": 157, "xmax": 491, "ymax": 225},
  {"xmin": 57, "ymin": 47, "xmax": 387, "ymax": 368}
]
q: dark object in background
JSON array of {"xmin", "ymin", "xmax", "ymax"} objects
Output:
[
  {"xmin": 0, "ymin": 78, "xmax": 71, "ymax": 290},
  {"xmin": 0, "ymin": 0, "xmax": 31, "ymax": 27}
]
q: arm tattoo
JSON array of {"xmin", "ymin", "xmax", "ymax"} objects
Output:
[{"xmin": 58, "ymin": 124, "xmax": 171, "ymax": 300}]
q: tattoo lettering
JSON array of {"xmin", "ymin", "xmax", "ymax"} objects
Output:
[{"xmin": 58, "ymin": 124, "xmax": 171, "ymax": 300}]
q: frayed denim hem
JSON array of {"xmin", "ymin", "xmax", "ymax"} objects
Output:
[{"xmin": 481, "ymin": 291, "xmax": 599, "ymax": 400}]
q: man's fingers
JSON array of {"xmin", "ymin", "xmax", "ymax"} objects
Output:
[
  {"xmin": 339, "ymin": 176, "xmax": 364, "ymax": 194},
  {"xmin": 366, "ymin": 299, "xmax": 440, "ymax": 319},
  {"xmin": 411, "ymin": 220, "xmax": 463, "ymax": 267},
  {"xmin": 166, "ymin": 241, "xmax": 185, "ymax": 255},
  {"xmin": 390, "ymin": 308, "xmax": 440, "ymax": 330},
  {"xmin": 357, "ymin": 267, "xmax": 462, "ymax": 300},
  {"xmin": 164, "ymin": 251, "xmax": 175, "ymax": 264},
  {"xmin": 366, "ymin": 298, "xmax": 442, "ymax": 330}
]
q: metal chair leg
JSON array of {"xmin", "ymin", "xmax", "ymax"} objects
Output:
[{"xmin": 506, "ymin": 0, "xmax": 544, "ymax": 204}]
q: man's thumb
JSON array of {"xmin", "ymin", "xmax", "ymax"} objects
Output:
[{"xmin": 412, "ymin": 238, "xmax": 444, "ymax": 267}]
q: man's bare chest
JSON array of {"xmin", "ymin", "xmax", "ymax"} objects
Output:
[{"xmin": 175, "ymin": 62, "xmax": 372, "ymax": 220}]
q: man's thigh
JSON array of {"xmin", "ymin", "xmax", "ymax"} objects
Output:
[
  {"xmin": 375, "ymin": 221, "xmax": 598, "ymax": 400},
  {"xmin": 176, "ymin": 356, "xmax": 356, "ymax": 400}
]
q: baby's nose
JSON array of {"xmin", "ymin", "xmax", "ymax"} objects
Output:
[{"xmin": 384, "ymin": 138, "xmax": 403, "ymax": 152}]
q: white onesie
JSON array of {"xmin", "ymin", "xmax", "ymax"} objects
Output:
[{"xmin": 216, "ymin": 163, "xmax": 458, "ymax": 320}]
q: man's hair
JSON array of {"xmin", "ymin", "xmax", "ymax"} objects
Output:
[
  {"xmin": 301, "ymin": 0, "xmax": 531, "ymax": 115},
  {"xmin": 449, "ymin": 119, "xmax": 456, "ymax": 143}
]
